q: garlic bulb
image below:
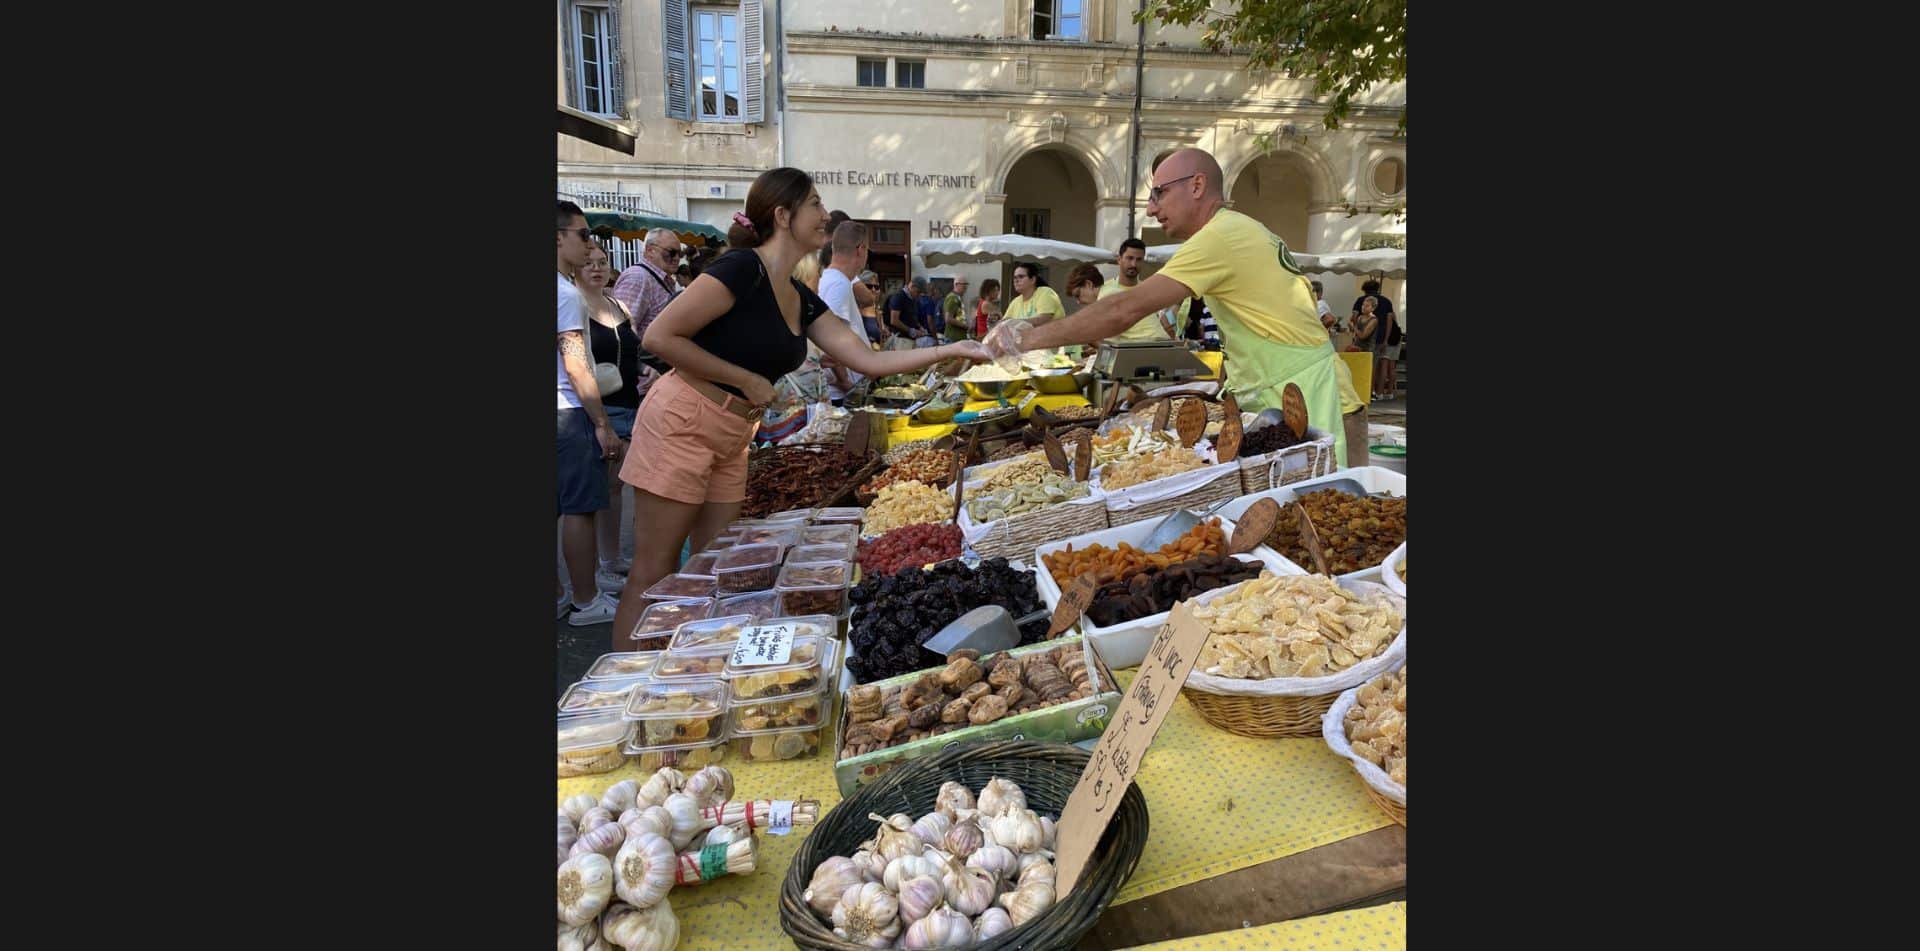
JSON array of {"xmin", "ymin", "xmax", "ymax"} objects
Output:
[
  {"xmin": 682, "ymin": 765, "xmax": 734, "ymax": 807},
  {"xmin": 850, "ymin": 849, "xmax": 887, "ymax": 883},
  {"xmin": 558, "ymin": 919, "xmax": 597, "ymax": 951},
  {"xmin": 562, "ymin": 794, "xmax": 599, "ymax": 823},
  {"xmin": 559, "ymin": 814, "xmax": 580, "ymax": 851},
  {"xmin": 585, "ymin": 939, "xmax": 610, "ymax": 951},
  {"xmin": 662, "ymin": 793, "xmax": 714, "ymax": 850},
  {"xmin": 965, "ymin": 844, "xmax": 1017, "ymax": 885},
  {"xmin": 831, "ymin": 882, "xmax": 902, "ymax": 949},
  {"xmin": 911, "ymin": 811, "xmax": 953, "ymax": 848},
  {"xmin": 600, "ymin": 779, "xmax": 641, "ymax": 816},
  {"xmin": 601, "ymin": 896, "xmax": 680, "ymax": 951},
  {"xmin": 704, "ymin": 821, "xmax": 747, "ymax": 848},
  {"xmin": 942, "ymin": 818, "xmax": 984, "ymax": 859},
  {"xmin": 972, "ymin": 907, "xmax": 1013, "ymax": 943},
  {"xmin": 988, "ymin": 809, "xmax": 1044, "ymax": 855},
  {"xmin": 556, "ymin": 852, "xmax": 615, "ymax": 926},
  {"xmin": 578, "ymin": 807, "xmax": 616, "ymax": 834},
  {"xmin": 900, "ymin": 903, "xmax": 974, "ymax": 950},
  {"xmin": 868, "ymin": 812, "xmax": 924, "ymax": 863},
  {"xmin": 895, "ymin": 874, "xmax": 946, "ymax": 925},
  {"xmin": 883, "ymin": 853, "xmax": 947, "ymax": 892},
  {"xmin": 997, "ymin": 880, "xmax": 1055, "ymax": 926},
  {"xmin": 637, "ymin": 768, "xmax": 687, "ymax": 809},
  {"xmin": 613, "ymin": 831, "xmax": 676, "ymax": 908},
  {"xmin": 934, "ymin": 781, "xmax": 976, "ymax": 820},
  {"xmin": 1017, "ymin": 857, "xmax": 1055, "ymax": 888},
  {"xmin": 1039, "ymin": 815, "xmax": 1057, "ymax": 850},
  {"xmin": 623, "ymin": 805, "xmax": 674, "ymax": 842},
  {"xmin": 570, "ymin": 818, "xmax": 627, "ymax": 858},
  {"xmin": 976, "ymin": 778, "xmax": 1025, "ymax": 818},
  {"xmin": 804, "ymin": 857, "xmax": 866, "ymax": 919},
  {"xmin": 941, "ymin": 860, "xmax": 997, "ymax": 917}
]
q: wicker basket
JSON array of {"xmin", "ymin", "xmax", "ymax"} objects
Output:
[
  {"xmin": 1321, "ymin": 674, "xmax": 1406, "ymax": 827},
  {"xmin": 961, "ymin": 495, "xmax": 1112, "ymax": 563},
  {"xmin": 1236, "ymin": 426, "xmax": 1339, "ymax": 495},
  {"xmin": 1181, "ymin": 689, "xmax": 1339, "ymax": 738},
  {"xmin": 1363, "ymin": 783, "xmax": 1407, "ymax": 827},
  {"xmin": 780, "ymin": 739, "xmax": 1150, "ymax": 951},
  {"xmin": 1103, "ymin": 463, "xmax": 1242, "ymax": 528}
]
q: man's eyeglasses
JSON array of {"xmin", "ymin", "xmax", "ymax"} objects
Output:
[
  {"xmin": 559, "ymin": 227, "xmax": 591, "ymax": 241},
  {"xmin": 1148, "ymin": 174, "xmax": 1197, "ymax": 202}
]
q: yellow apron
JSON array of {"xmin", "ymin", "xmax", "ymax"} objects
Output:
[{"xmin": 1210, "ymin": 309, "xmax": 1349, "ymax": 468}]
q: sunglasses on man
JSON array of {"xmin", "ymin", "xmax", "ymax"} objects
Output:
[{"xmin": 558, "ymin": 227, "xmax": 592, "ymax": 241}]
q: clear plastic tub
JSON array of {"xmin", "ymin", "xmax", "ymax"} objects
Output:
[
  {"xmin": 730, "ymin": 678, "xmax": 830, "ymax": 731},
  {"xmin": 702, "ymin": 534, "xmax": 739, "ymax": 553},
  {"xmin": 652, "ymin": 642, "xmax": 733, "ymax": 683},
  {"xmin": 800, "ymin": 523, "xmax": 861, "ymax": 550},
  {"xmin": 730, "ymin": 720, "xmax": 826, "ymax": 762},
  {"xmin": 558, "ymin": 674, "xmax": 649, "ymax": 714},
  {"xmin": 714, "ymin": 543, "xmax": 784, "ymax": 594},
  {"xmin": 776, "ymin": 561, "xmax": 852, "ymax": 617},
  {"xmin": 787, "ymin": 542, "xmax": 855, "ymax": 565},
  {"xmin": 558, "ymin": 710, "xmax": 634, "ymax": 777},
  {"xmin": 733, "ymin": 524, "xmax": 803, "ymax": 548},
  {"xmin": 717, "ymin": 590, "xmax": 783, "ymax": 623},
  {"xmin": 622, "ymin": 679, "xmax": 730, "ymax": 748},
  {"xmin": 668, "ymin": 614, "xmax": 755, "ymax": 651},
  {"xmin": 644, "ymin": 573, "xmax": 718, "ymax": 603},
  {"xmin": 623, "ymin": 731, "xmax": 729, "ymax": 771},
  {"xmin": 629, "ymin": 598, "xmax": 715, "ymax": 651},
  {"xmin": 681, "ymin": 551, "xmax": 720, "ymax": 576},
  {"xmin": 812, "ymin": 507, "xmax": 864, "ymax": 525},
  {"xmin": 767, "ymin": 509, "xmax": 816, "ymax": 522},
  {"xmin": 585, "ymin": 650, "xmax": 663, "ymax": 681},
  {"xmin": 726, "ymin": 633, "xmax": 833, "ymax": 701}
]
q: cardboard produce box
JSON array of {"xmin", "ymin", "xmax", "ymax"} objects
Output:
[{"xmin": 831, "ymin": 635, "xmax": 1120, "ymax": 796}]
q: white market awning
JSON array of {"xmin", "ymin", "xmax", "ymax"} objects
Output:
[
  {"xmin": 916, "ymin": 235, "xmax": 1116, "ymax": 269},
  {"xmin": 1146, "ymin": 244, "xmax": 1406, "ymax": 279}
]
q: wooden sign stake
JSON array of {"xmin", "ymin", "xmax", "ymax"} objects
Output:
[
  {"xmin": 1292, "ymin": 501, "xmax": 1330, "ymax": 574},
  {"xmin": 1048, "ymin": 574, "xmax": 1099, "ymax": 636},
  {"xmin": 1228, "ymin": 497, "xmax": 1278, "ymax": 554},
  {"xmin": 1281, "ymin": 383, "xmax": 1308, "ymax": 440}
]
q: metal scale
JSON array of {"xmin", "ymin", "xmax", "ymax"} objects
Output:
[{"xmin": 1090, "ymin": 340, "xmax": 1217, "ymax": 406}]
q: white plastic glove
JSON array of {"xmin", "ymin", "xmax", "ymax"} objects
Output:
[{"xmin": 981, "ymin": 319, "xmax": 1033, "ymax": 370}]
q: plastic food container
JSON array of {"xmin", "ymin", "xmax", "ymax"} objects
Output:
[
  {"xmin": 624, "ymin": 731, "xmax": 729, "ymax": 771},
  {"xmin": 714, "ymin": 543, "xmax": 784, "ymax": 595},
  {"xmin": 703, "ymin": 534, "xmax": 739, "ymax": 553},
  {"xmin": 644, "ymin": 573, "xmax": 718, "ymax": 603},
  {"xmin": 777, "ymin": 561, "xmax": 852, "ymax": 617},
  {"xmin": 768, "ymin": 509, "xmax": 816, "ymax": 522},
  {"xmin": 622, "ymin": 679, "xmax": 730, "ymax": 748},
  {"xmin": 585, "ymin": 650, "xmax": 663, "ymax": 681},
  {"xmin": 730, "ymin": 677, "xmax": 831, "ymax": 731},
  {"xmin": 681, "ymin": 551, "xmax": 720, "ymax": 576},
  {"xmin": 812, "ymin": 507, "xmax": 864, "ymax": 524},
  {"xmin": 726, "ymin": 633, "xmax": 833, "ymax": 701},
  {"xmin": 787, "ymin": 542, "xmax": 855, "ymax": 565},
  {"xmin": 733, "ymin": 524, "xmax": 802, "ymax": 548},
  {"xmin": 653, "ymin": 643, "xmax": 733, "ymax": 683},
  {"xmin": 717, "ymin": 590, "xmax": 783, "ymax": 623},
  {"xmin": 557, "ymin": 710, "xmax": 634, "ymax": 777},
  {"xmin": 629, "ymin": 598, "xmax": 715, "ymax": 651},
  {"xmin": 558, "ymin": 674, "xmax": 650, "ymax": 714},
  {"xmin": 800, "ymin": 523, "xmax": 861, "ymax": 550},
  {"xmin": 730, "ymin": 720, "xmax": 826, "ymax": 762},
  {"xmin": 668, "ymin": 614, "xmax": 755, "ymax": 651}
]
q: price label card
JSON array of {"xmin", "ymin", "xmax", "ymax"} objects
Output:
[
  {"xmin": 1053, "ymin": 602, "xmax": 1213, "ymax": 895},
  {"xmin": 1042, "ymin": 427, "xmax": 1070, "ymax": 474},
  {"xmin": 729, "ymin": 622, "xmax": 798, "ymax": 667},
  {"xmin": 1049, "ymin": 573, "xmax": 1099, "ymax": 636},
  {"xmin": 767, "ymin": 799, "xmax": 795, "ymax": 835}
]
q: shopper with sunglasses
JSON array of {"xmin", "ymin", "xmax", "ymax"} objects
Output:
[{"xmin": 554, "ymin": 201, "xmax": 625, "ymax": 625}]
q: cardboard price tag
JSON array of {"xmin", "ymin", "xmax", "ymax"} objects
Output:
[
  {"xmin": 1282, "ymin": 383, "xmax": 1309, "ymax": 440},
  {"xmin": 1174, "ymin": 398, "xmax": 1206, "ymax": 447},
  {"xmin": 1229, "ymin": 497, "xmax": 1278, "ymax": 554},
  {"xmin": 729, "ymin": 622, "xmax": 798, "ymax": 667},
  {"xmin": 1042, "ymin": 427, "xmax": 1070, "ymax": 474},
  {"xmin": 1099, "ymin": 382, "xmax": 1123, "ymax": 421},
  {"xmin": 1074, "ymin": 431, "xmax": 1094, "ymax": 481},
  {"xmin": 1048, "ymin": 573, "xmax": 1098, "ymax": 636},
  {"xmin": 1292, "ymin": 501, "xmax": 1331, "ymax": 574},
  {"xmin": 1054, "ymin": 601, "xmax": 1213, "ymax": 896},
  {"xmin": 844, "ymin": 412, "xmax": 874, "ymax": 459}
]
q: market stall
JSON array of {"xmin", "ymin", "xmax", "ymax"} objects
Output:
[{"xmin": 559, "ymin": 388, "xmax": 1407, "ymax": 949}]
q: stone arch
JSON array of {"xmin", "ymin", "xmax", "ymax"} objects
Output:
[
  {"xmin": 1222, "ymin": 141, "xmax": 1340, "ymax": 211},
  {"xmin": 988, "ymin": 133, "xmax": 1126, "ymax": 202}
]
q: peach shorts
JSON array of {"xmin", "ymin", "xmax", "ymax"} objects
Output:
[{"xmin": 620, "ymin": 371, "xmax": 759, "ymax": 505}]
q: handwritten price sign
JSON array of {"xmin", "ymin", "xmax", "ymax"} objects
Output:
[{"xmin": 1051, "ymin": 601, "xmax": 1213, "ymax": 894}]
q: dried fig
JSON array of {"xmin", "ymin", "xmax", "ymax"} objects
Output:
[
  {"xmin": 908, "ymin": 702, "xmax": 942, "ymax": 730},
  {"xmin": 936, "ymin": 657, "xmax": 983, "ymax": 692},
  {"xmin": 941, "ymin": 697, "xmax": 973, "ymax": 724},
  {"xmin": 961, "ymin": 682, "xmax": 993, "ymax": 703},
  {"xmin": 968, "ymin": 695, "xmax": 1010, "ymax": 723}
]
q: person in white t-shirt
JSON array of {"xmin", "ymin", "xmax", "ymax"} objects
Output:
[
  {"xmin": 815, "ymin": 221, "xmax": 872, "ymax": 406},
  {"xmin": 555, "ymin": 202, "xmax": 626, "ymax": 627}
]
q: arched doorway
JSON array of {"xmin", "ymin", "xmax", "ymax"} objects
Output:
[
  {"xmin": 1228, "ymin": 153, "xmax": 1314, "ymax": 253},
  {"xmin": 1002, "ymin": 147, "xmax": 1098, "ymax": 311}
]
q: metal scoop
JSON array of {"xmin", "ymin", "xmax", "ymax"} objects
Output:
[
  {"xmin": 1141, "ymin": 497, "xmax": 1237, "ymax": 551},
  {"xmin": 921, "ymin": 605, "xmax": 1049, "ymax": 658}
]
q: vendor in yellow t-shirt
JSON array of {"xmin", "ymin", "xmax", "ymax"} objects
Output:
[
  {"xmin": 1099, "ymin": 238, "xmax": 1177, "ymax": 343},
  {"xmin": 984, "ymin": 148, "xmax": 1351, "ymax": 465},
  {"xmin": 1003, "ymin": 260, "xmax": 1079, "ymax": 362}
]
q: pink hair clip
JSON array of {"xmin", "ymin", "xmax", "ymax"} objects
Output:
[{"xmin": 731, "ymin": 211, "xmax": 756, "ymax": 234}]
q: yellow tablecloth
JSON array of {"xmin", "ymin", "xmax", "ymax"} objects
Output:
[
  {"xmin": 1121, "ymin": 901, "xmax": 1407, "ymax": 951},
  {"xmin": 557, "ymin": 669, "xmax": 1393, "ymax": 949}
]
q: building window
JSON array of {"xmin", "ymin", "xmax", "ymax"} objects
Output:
[
  {"xmin": 857, "ymin": 58, "xmax": 887, "ymax": 87},
  {"xmin": 571, "ymin": 2, "xmax": 615, "ymax": 115},
  {"xmin": 1010, "ymin": 208, "xmax": 1052, "ymax": 239},
  {"xmin": 1372, "ymin": 157, "xmax": 1407, "ymax": 198},
  {"xmin": 693, "ymin": 6, "xmax": 741, "ymax": 120},
  {"xmin": 895, "ymin": 60, "xmax": 925, "ymax": 89},
  {"xmin": 1035, "ymin": 0, "xmax": 1083, "ymax": 41}
]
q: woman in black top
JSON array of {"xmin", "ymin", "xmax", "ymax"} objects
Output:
[
  {"xmin": 610, "ymin": 168, "xmax": 989, "ymax": 638},
  {"xmin": 575, "ymin": 243, "xmax": 653, "ymax": 578}
]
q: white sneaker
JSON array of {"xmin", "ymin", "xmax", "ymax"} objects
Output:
[
  {"xmin": 557, "ymin": 589, "xmax": 573, "ymax": 619},
  {"xmin": 602, "ymin": 557, "xmax": 633, "ymax": 575},
  {"xmin": 595, "ymin": 567, "xmax": 628, "ymax": 597},
  {"xmin": 567, "ymin": 591, "xmax": 620, "ymax": 627}
]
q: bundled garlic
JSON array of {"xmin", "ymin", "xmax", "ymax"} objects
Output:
[
  {"xmin": 894, "ymin": 874, "xmax": 945, "ymax": 926},
  {"xmin": 998, "ymin": 879, "xmax": 1055, "ymax": 926},
  {"xmin": 601, "ymin": 896, "xmax": 680, "ymax": 951},
  {"xmin": 942, "ymin": 817, "xmax": 984, "ymax": 859},
  {"xmin": 988, "ymin": 808, "xmax": 1044, "ymax": 855},
  {"xmin": 570, "ymin": 818, "xmax": 626, "ymax": 859},
  {"xmin": 934, "ymin": 781, "xmax": 975, "ymax": 820},
  {"xmin": 661, "ymin": 793, "xmax": 715, "ymax": 850},
  {"xmin": 966, "ymin": 844, "xmax": 1017, "ymax": 885},
  {"xmin": 804, "ymin": 857, "xmax": 866, "ymax": 918},
  {"xmin": 900, "ymin": 903, "xmax": 974, "ymax": 950},
  {"xmin": 976, "ymin": 778, "xmax": 1026, "ymax": 818},
  {"xmin": 681, "ymin": 765, "xmax": 734, "ymax": 808},
  {"xmin": 638, "ymin": 768, "xmax": 687, "ymax": 809},
  {"xmin": 613, "ymin": 832, "xmax": 676, "ymax": 908},
  {"xmin": 599, "ymin": 778, "xmax": 640, "ymax": 816},
  {"xmin": 622, "ymin": 805, "xmax": 673, "ymax": 842},
  {"xmin": 578, "ymin": 807, "xmax": 615, "ymax": 834},
  {"xmin": 882, "ymin": 853, "xmax": 946, "ymax": 892},
  {"xmin": 558, "ymin": 814, "xmax": 579, "ymax": 866},
  {"xmin": 832, "ymin": 882, "xmax": 902, "ymax": 948},
  {"xmin": 558, "ymin": 920, "xmax": 597, "ymax": 951},
  {"xmin": 972, "ymin": 907, "xmax": 1014, "ymax": 942},
  {"xmin": 562, "ymin": 794, "xmax": 598, "ymax": 823},
  {"xmin": 672, "ymin": 836, "xmax": 756, "ymax": 885},
  {"xmin": 910, "ymin": 811, "xmax": 952, "ymax": 848},
  {"xmin": 556, "ymin": 852, "xmax": 614, "ymax": 927},
  {"xmin": 867, "ymin": 812, "xmax": 924, "ymax": 863}
]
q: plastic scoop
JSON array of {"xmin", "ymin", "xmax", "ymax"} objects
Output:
[
  {"xmin": 921, "ymin": 605, "xmax": 1049, "ymax": 658},
  {"xmin": 1140, "ymin": 497, "xmax": 1237, "ymax": 551}
]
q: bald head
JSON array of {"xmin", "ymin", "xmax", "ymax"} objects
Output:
[
  {"xmin": 1161, "ymin": 148, "xmax": 1225, "ymax": 198},
  {"xmin": 1147, "ymin": 148, "xmax": 1227, "ymax": 241}
]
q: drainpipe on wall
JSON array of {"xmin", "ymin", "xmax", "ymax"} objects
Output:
[
  {"xmin": 774, "ymin": 0, "xmax": 787, "ymax": 168},
  {"xmin": 1128, "ymin": 0, "xmax": 1145, "ymax": 236}
]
